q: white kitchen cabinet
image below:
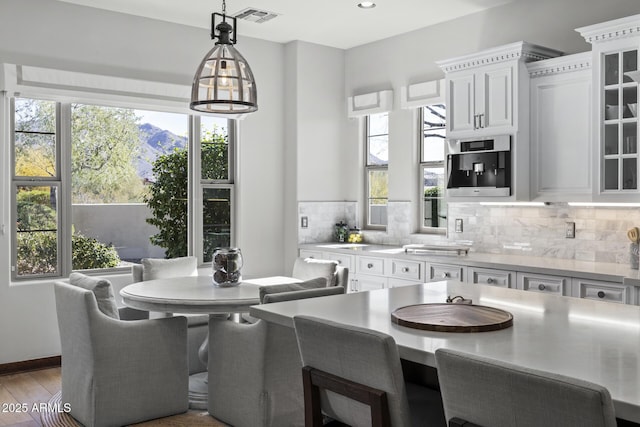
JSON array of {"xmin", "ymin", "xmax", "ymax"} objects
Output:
[
  {"xmin": 578, "ymin": 16, "xmax": 640, "ymax": 201},
  {"xmin": 528, "ymin": 53, "xmax": 593, "ymax": 201},
  {"xmin": 428, "ymin": 263, "xmax": 465, "ymax": 282},
  {"xmin": 517, "ymin": 272, "xmax": 570, "ymax": 296},
  {"xmin": 447, "ymin": 63, "xmax": 513, "ymax": 135},
  {"xmin": 298, "ymin": 249, "xmax": 322, "ymax": 259},
  {"xmin": 467, "ymin": 266, "xmax": 515, "ymax": 288},
  {"xmin": 321, "ymin": 252, "xmax": 354, "ymax": 271},
  {"xmin": 351, "ymin": 275, "xmax": 387, "ymax": 292},
  {"xmin": 390, "ymin": 259, "xmax": 425, "ymax": 282},
  {"xmin": 438, "ymin": 42, "xmax": 561, "ymax": 140},
  {"xmin": 571, "ymin": 277, "xmax": 633, "ymax": 304}
]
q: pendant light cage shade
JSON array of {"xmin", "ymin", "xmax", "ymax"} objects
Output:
[{"xmin": 191, "ymin": 43, "xmax": 258, "ymax": 114}]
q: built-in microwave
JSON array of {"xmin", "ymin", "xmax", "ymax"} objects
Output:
[{"xmin": 446, "ymin": 135, "xmax": 511, "ymax": 197}]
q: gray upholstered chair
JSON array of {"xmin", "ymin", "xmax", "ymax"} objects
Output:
[
  {"xmin": 54, "ymin": 279, "xmax": 188, "ymax": 427},
  {"xmin": 207, "ymin": 285, "xmax": 346, "ymax": 427},
  {"xmin": 130, "ymin": 256, "xmax": 210, "ymax": 375},
  {"xmin": 435, "ymin": 348, "xmax": 617, "ymax": 427},
  {"xmin": 293, "ymin": 315, "xmax": 446, "ymax": 427},
  {"xmin": 292, "ymin": 257, "xmax": 349, "ymax": 288}
]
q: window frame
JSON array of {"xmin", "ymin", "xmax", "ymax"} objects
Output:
[
  {"xmin": 10, "ymin": 96, "xmax": 236, "ymax": 281},
  {"xmin": 419, "ymin": 104, "xmax": 447, "ymax": 235},
  {"xmin": 364, "ymin": 113, "xmax": 389, "ymax": 231}
]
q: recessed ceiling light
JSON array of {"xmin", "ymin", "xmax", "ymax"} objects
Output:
[{"xmin": 358, "ymin": 2, "xmax": 376, "ymax": 9}]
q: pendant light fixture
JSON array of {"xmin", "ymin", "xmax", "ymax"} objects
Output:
[{"xmin": 190, "ymin": 0, "xmax": 258, "ymax": 114}]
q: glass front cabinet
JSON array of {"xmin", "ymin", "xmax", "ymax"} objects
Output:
[{"xmin": 578, "ymin": 16, "xmax": 640, "ymax": 199}]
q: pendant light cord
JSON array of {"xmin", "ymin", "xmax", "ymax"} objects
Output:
[{"xmin": 222, "ymin": 0, "xmax": 226, "ymax": 16}]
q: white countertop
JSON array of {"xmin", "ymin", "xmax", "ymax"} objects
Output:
[
  {"xmin": 250, "ymin": 280, "xmax": 640, "ymax": 423},
  {"xmin": 301, "ymin": 243, "xmax": 640, "ymax": 283}
]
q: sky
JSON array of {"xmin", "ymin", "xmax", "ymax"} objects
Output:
[{"xmin": 136, "ymin": 109, "xmax": 228, "ymax": 136}]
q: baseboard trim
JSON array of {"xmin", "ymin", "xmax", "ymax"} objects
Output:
[{"xmin": 0, "ymin": 356, "xmax": 61, "ymax": 376}]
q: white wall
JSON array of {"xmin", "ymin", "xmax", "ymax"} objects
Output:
[
  {"xmin": 283, "ymin": 41, "xmax": 348, "ymax": 272},
  {"xmin": 0, "ymin": 0, "xmax": 285, "ymax": 363}
]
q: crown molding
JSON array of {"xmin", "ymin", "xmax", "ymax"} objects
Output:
[
  {"xmin": 527, "ymin": 52, "xmax": 591, "ymax": 78},
  {"xmin": 436, "ymin": 41, "xmax": 563, "ymax": 73},
  {"xmin": 576, "ymin": 14, "xmax": 640, "ymax": 44}
]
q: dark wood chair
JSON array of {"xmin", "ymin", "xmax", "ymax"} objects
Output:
[{"xmin": 294, "ymin": 315, "xmax": 446, "ymax": 427}]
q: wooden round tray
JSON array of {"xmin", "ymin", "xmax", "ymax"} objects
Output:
[{"xmin": 391, "ymin": 303, "xmax": 513, "ymax": 333}]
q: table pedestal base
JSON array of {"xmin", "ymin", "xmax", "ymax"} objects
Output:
[{"xmin": 188, "ymin": 372, "xmax": 208, "ymax": 409}]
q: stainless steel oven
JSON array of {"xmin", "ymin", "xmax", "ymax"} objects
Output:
[{"xmin": 446, "ymin": 135, "xmax": 511, "ymax": 197}]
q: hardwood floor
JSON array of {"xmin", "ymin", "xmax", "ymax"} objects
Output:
[{"xmin": 0, "ymin": 368, "xmax": 227, "ymax": 426}]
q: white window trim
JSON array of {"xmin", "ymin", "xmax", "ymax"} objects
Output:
[
  {"xmin": 419, "ymin": 106, "xmax": 447, "ymax": 235},
  {"xmin": 9, "ymin": 95, "xmax": 236, "ymax": 281},
  {"xmin": 364, "ymin": 114, "xmax": 388, "ymax": 231}
]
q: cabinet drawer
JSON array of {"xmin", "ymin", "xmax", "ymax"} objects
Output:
[
  {"xmin": 299, "ymin": 249, "xmax": 322, "ymax": 259},
  {"xmin": 571, "ymin": 278, "xmax": 630, "ymax": 304},
  {"xmin": 429, "ymin": 263, "xmax": 464, "ymax": 282},
  {"xmin": 391, "ymin": 259, "xmax": 424, "ymax": 282},
  {"xmin": 357, "ymin": 256, "xmax": 385, "ymax": 276},
  {"xmin": 467, "ymin": 267, "xmax": 514, "ymax": 288},
  {"xmin": 517, "ymin": 272, "xmax": 569, "ymax": 296},
  {"xmin": 322, "ymin": 252, "xmax": 354, "ymax": 270}
]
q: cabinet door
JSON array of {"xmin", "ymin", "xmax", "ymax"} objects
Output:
[
  {"xmin": 467, "ymin": 266, "xmax": 514, "ymax": 288},
  {"xmin": 571, "ymin": 278, "xmax": 632, "ymax": 304},
  {"xmin": 448, "ymin": 72, "xmax": 475, "ymax": 134},
  {"xmin": 351, "ymin": 275, "xmax": 387, "ymax": 292},
  {"xmin": 429, "ymin": 263, "xmax": 465, "ymax": 282},
  {"xmin": 481, "ymin": 66, "xmax": 513, "ymax": 130},
  {"xmin": 517, "ymin": 272, "xmax": 569, "ymax": 296},
  {"xmin": 599, "ymin": 47, "xmax": 639, "ymax": 197},
  {"xmin": 530, "ymin": 67, "xmax": 591, "ymax": 200}
]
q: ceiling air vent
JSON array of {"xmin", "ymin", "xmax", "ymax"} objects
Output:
[{"xmin": 233, "ymin": 7, "xmax": 280, "ymax": 24}]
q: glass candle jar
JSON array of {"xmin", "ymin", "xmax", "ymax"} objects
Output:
[
  {"xmin": 212, "ymin": 247, "xmax": 243, "ymax": 287},
  {"xmin": 334, "ymin": 221, "xmax": 349, "ymax": 243}
]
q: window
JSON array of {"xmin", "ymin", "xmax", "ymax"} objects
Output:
[
  {"xmin": 365, "ymin": 112, "xmax": 389, "ymax": 229},
  {"xmin": 420, "ymin": 104, "xmax": 447, "ymax": 233},
  {"xmin": 11, "ymin": 97, "xmax": 235, "ymax": 280}
]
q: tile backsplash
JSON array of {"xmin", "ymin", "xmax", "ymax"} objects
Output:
[{"xmin": 298, "ymin": 201, "xmax": 640, "ymax": 265}]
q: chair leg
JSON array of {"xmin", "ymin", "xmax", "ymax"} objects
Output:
[{"xmin": 302, "ymin": 366, "xmax": 324, "ymax": 427}]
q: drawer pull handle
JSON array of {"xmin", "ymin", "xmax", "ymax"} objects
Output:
[
  {"xmin": 367, "ymin": 263, "xmax": 374, "ymax": 269},
  {"xmin": 402, "ymin": 267, "xmax": 410, "ymax": 273},
  {"xmin": 597, "ymin": 291, "xmax": 606, "ymax": 299},
  {"xmin": 337, "ymin": 260, "xmax": 342, "ymax": 264},
  {"xmin": 538, "ymin": 284, "xmax": 546, "ymax": 291},
  {"xmin": 442, "ymin": 272, "xmax": 450, "ymax": 279},
  {"xmin": 486, "ymin": 278, "xmax": 494, "ymax": 284}
]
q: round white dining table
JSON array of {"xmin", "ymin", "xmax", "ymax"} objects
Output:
[{"xmin": 119, "ymin": 275, "xmax": 300, "ymax": 409}]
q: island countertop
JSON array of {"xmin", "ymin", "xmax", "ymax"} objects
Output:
[{"xmin": 251, "ymin": 280, "xmax": 640, "ymax": 423}]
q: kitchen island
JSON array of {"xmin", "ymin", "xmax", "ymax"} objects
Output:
[{"xmin": 251, "ymin": 280, "xmax": 640, "ymax": 423}]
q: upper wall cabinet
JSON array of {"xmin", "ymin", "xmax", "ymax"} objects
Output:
[
  {"xmin": 577, "ymin": 15, "xmax": 640, "ymax": 201},
  {"xmin": 528, "ymin": 53, "xmax": 592, "ymax": 201},
  {"xmin": 437, "ymin": 42, "xmax": 562, "ymax": 140}
]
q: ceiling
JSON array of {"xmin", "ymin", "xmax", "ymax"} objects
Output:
[{"xmin": 57, "ymin": 0, "xmax": 514, "ymax": 49}]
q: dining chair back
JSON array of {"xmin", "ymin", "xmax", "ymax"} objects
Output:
[
  {"xmin": 435, "ymin": 348, "xmax": 617, "ymax": 427},
  {"xmin": 54, "ymin": 280, "xmax": 188, "ymax": 427},
  {"xmin": 131, "ymin": 256, "xmax": 209, "ymax": 375},
  {"xmin": 208, "ymin": 286, "xmax": 346, "ymax": 427},
  {"xmin": 293, "ymin": 315, "xmax": 446, "ymax": 427}
]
